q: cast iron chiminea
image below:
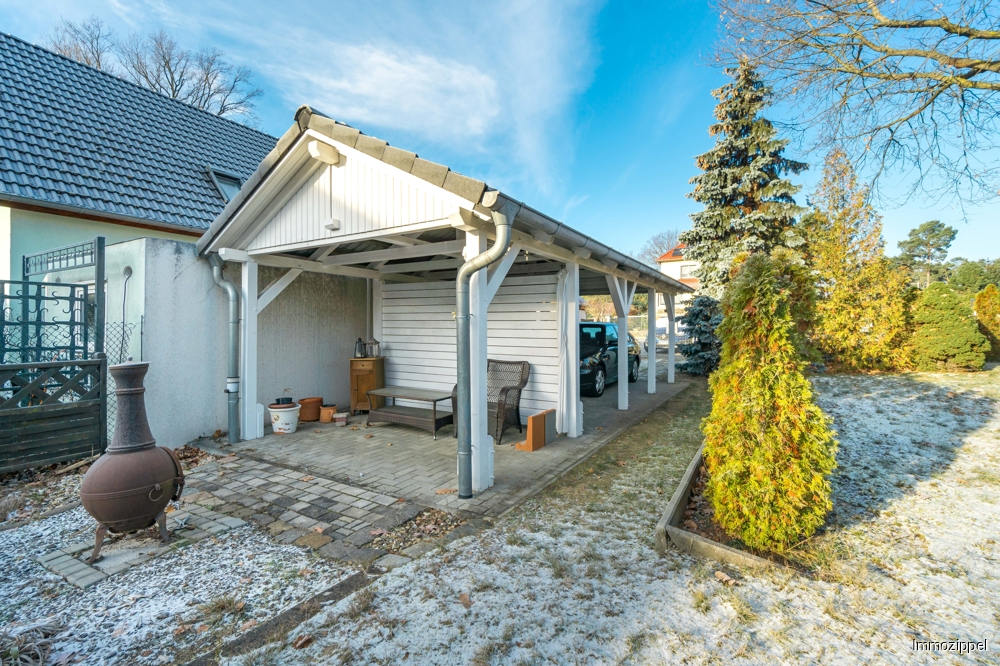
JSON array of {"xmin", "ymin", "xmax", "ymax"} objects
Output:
[{"xmin": 80, "ymin": 361, "xmax": 184, "ymax": 563}]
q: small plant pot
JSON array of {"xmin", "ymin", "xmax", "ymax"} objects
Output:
[
  {"xmin": 275, "ymin": 397, "xmax": 293, "ymax": 405},
  {"xmin": 319, "ymin": 404, "xmax": 338, "ymax": 423},
  {"xmin": 268, "ymin": 404, "xmax": 300, "ymax": 434},
  {"xmin": 299, "ymin": 397, "xmax": 323, "ymax": 422}
]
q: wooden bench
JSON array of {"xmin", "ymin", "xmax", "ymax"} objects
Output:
[{"xmin": 364, "ymin": 387, "xmax": 453, "ymax": 439}]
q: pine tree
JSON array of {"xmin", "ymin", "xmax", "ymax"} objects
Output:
[
  {"xmin": 803, "ymin": 150, "xmax": 914, "ymax": 371},
  {"xmin": 912, "ymin": 283, "xmax": 990, "ymax": 371},
  {"xmin": 897, "ymin": 221, "xmax": 957, "ymax": 288},
  {"xmin": 702, "ymin": 249, "xmax": 837, "ymax": 552},
  {"xmin": 974, "ymin": 284, "xmax": 1000, "ymax": 362},
  {"xmin": 676, "ymin": 296, "xmax": 723, "ymax": 376},
  {"xmin": 680, "ymin": 61, "xmax": 808, "ymax": 299}
]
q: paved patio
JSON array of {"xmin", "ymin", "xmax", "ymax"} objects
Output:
[{"xmin": 201, "ymin": 360, "xmax": 689, "ymax": 519}]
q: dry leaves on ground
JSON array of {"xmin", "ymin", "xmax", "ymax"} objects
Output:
[
  {"xmin": 458, "ymin": 593, "xmax": 473, "ymax": 609},
  {"xmin": 435, "ymin": 488, "xmax": 457, "ymax": 495}
]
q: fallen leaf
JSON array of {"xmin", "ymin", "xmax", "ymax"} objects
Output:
[
  {"xmin": 595, "ymin": 427, "xmax": 603, "ymax": 431},
  {"xmin": 311, "ymin": 526, "xmax": 325, "ymax": 533},
  {"xmin": 364, "ymin": 434, "xmax": 374, "ymax": 439},
  {"xmin": 396, "ymin": 498, "xmax": 406, "ymax": 503},
  {"xmin": 174, "ymin": 624, "xmax": 192, "ymax": 636},
  {"xmin": 235, "ymin": 601, "xmax": 246, "ymax": 612},
  {"xmin": 947, "ymin": 391, "xmax": 956, "ymax": 398},
  {"xmin": 617, "ymin": 461, "xmax": 627, "ymax": 467},
  {"xmin": 302, "ymin": 475, "xmax": 314, "ymax": 482},
  {"xmin": 112, "ymin": 627, "xmax": 125, "ymax": 638},
  {"xmin": 165, "ymin": 506, "xmax": 175, "ymax": 513},
  {"xmin": 349, "ymin": 426, "xmax": 359, "ymax": 431},
  {"xmin": 141, "ymin": 651, "xmax": 151, "ymax": 657},
  {"xmin": 314, "ymin": 430, "xmax": 322, "ymax": 433},
  {"xmin": 218, "ymin": 456, "xmax": 237, "ymax": 464},
  {"xmin": 299, "ymin": 568, "xmax": 315, "ymax": 576},
  {"xmin": 458, "ymin": 593, "xmax": 473, "ymax": 609},
  {"xmin": 387, "ymin": 443, "xmax": 392, "ymax": 447},
  {"xmin": 293, "ymin": 635, "xmax": 314, "ymax": 649},
  {"xmin": 682, "ymin": 520, "xmax": 698, "ymax": 531},
  {"xmin": 715, "ymin": 571, "xmax": 737, "ymax": 586},
  {"xmin": 657, "ymin": 489, "xmax": 664, "ymax": 494},
  {"xmin": 195, "ymin": 624, "xmax": 209, "ymax": 633},
  {"xmin": 435, "ymin": 488, "xmax": 457, "ymax": 495},
  {"xmin": 587, "ymin": 468, "xmax": 594, "ymax": 474},
  {"xmin": 241, "ymin": 619, "xmax": 258, "ymax": 631},
  {"xmin": 370, "ymin": 528, "xmax": 389, "ymax": 536},
  {"xmin": 240, "ymin": 577, "xmax": 252, "ymax": 584}
]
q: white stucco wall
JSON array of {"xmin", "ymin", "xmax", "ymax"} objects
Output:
[
  {"xmin": 141, "ymin": 238, "xmax": 231, "ymax": 447},
  {"xmin": 254, "ymin": 266, "xmax": 367, "ymax": 411}
]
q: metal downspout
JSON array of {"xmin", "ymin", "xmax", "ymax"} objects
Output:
[
  {"xmin": 455, "ymin": 199, "xmax": 518, "ymax": 499},
  {"xmin": 209, "ymin": 254, "xmax": 240, "ymax": 444}
]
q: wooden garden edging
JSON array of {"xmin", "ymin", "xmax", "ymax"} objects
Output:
[{"xmin": 654, "ymin": 444, "xmax": 774, "ymax": 570}]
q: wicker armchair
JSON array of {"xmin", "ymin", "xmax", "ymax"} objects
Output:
[{"xmin": 452, "ymin": 359, "xmax": 530, "ymax": 446}]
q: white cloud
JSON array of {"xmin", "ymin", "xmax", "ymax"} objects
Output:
[{"xmin": 265, "ymin": 42, "xmax": 500, "ymax": 145}]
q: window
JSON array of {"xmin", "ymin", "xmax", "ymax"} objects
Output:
[
  {"xmin": 580, "ymin": 325, "xmax": 605, "ymax": 356},
  {"xmin": 207, "ymin": 168, "xmax": 243, "ymax": 202},
  {"xmin": 606, "ymin": 324, "xmax": 619, "ymax": 345},
  {"xmin": 680, "ymin": 264, "xmax": 695, "ymax": 278}
]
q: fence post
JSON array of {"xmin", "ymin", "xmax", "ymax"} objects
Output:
[
  {"xmin": 94, "ymin": 237, "xmax": 106, "ymax": 356},
  {"xmin": 95, "ymin": 351, "xmax": 108, "ymax": 449}
]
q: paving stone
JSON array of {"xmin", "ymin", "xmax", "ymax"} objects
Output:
[
  {"xmin": 62, "ymin": 542, "xmax": 91, "ymax": 556},
  {"xmin": 251, "ymin": 513, "xmax": 275, "ymax": 526},
  {"xmin": 264, "ymin": 505, "xmax": 285, "ymax": 518},
  {"xmin": 289, "ymin": 501, "xmax": 311, "ymax": 512},
  {"xmin": 345, "ymin": 529, "xmax": 377, "ymax": 547},
  {"xmin": 289, "ymin": 515, "xmax": 318, "ymax": 529},
  {"xmin": 266, "ymin": 520, "xmax": 292, "ymax": 535},
  {"xmin": 278, "ymin": 511, "xmax": 300, "ymax": 523},
  {"xmin": 401, "ymin": 542, "xmax": 438, "ymax": 558},
  {"xmin": 312, "ymin": 497, "xmax": 336, "ymax": 509},
  {"xmin": 293, "ymin": 532, "xmax": 333, "ymax": 549},
  {"xmin": 272, "ymin": 496, "xmax": 298, "ymax": 508},
  {"xmin": 299, "ymin": 505, "xmax": 327, "ymax": 519},
  {"xmin": 261, "ymin": 492, "xmax": 282, "ymax": 502},
  {"xmin": 219, "ymin": 516, "xmax": 247, "ymax": 528},
  {"xmin": 277, "ymin": 528, "xmax": 307, "ymax": 544},
  {"xmin": 374, "ymin": 554, "xmax": 412, "ymax": 570}
]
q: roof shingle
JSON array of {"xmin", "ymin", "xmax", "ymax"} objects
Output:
[{"xmin": 0, "ymin": 32, "xmax": 277, "ymax": 230}]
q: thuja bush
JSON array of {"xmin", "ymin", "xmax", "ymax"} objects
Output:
[
  {"xmin": 677, "ymin": 295, "xmax": 723, "ymax": 376},
  {"xmin": 913, "ymin": 282, "xmax": 989, "ymax": 371},
  {"xmin": 975, "ymin": 284, "xmax": 1000, "ymax": 362},
  {"xmin": 702, "ymin": 250, "xmax": 838, "ymax": 552}
]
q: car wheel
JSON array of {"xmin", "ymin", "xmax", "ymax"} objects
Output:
[
  {"xmin": 591, "ymin": 367, "xmax": 606, "ymax": 397},
  {"xmin": 628, "ymin": 357, "xmax": 640, "ymax": 383}
]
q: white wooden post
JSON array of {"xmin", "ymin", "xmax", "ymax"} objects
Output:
[
  {"xmin": 605, "ymin": 275, "xmax": 637, "ymax": 411},
  {"xmin": 240, "ymin": 259, "xmax": 261, "ymax": 439},
  {"xmin": 557, "ymin": 263, "xmax": 581, "ymax": 437},
  {"xmin": 465, "ymin": 230, "xmax": 492, "ymax": 492},
  {"xmin": 666, "ymin": 292, "xmax": 676, "ymax": 384},
  {"xmin": 647, "ymin": 287, "xmax": 656, "ymax": 394}
]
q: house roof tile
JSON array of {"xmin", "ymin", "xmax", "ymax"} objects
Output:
[{"xmin": 0, "ymin": 32, "xmax": 276, "ymax": 231}]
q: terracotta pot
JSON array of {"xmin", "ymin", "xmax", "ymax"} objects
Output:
[
  {"xmin": 268, "ymin": 402, "xmax": 297, "ymax": 410},
  {"xmin": 299, "ymin": 397, "xmax": 323, "ymax": 422},
  {"xmin": 319, "ymin": 404, "xmax": 338, "ymax": 423}
]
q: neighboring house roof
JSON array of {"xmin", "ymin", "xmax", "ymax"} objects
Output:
[
  {"xmin": 0, "ymin": 32, "xmax": 277, "ymax": 232},
  {"xmin": 656, "ymin": 243, "xmax": 689, "ymax": 263},
  {"xmin": 199, "ymin": 106, "xmax": 694, "ymax": 295}
]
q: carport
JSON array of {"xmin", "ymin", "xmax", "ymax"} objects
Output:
[{"xmin": 197, "ymin": 106, "xmax": 692, "ymax": 496}]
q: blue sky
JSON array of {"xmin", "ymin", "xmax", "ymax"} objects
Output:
[{"xmin": 2, "ymin": 0, "xmax": 997, "ymax": 261}]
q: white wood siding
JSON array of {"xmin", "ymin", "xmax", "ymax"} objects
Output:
[
  {"xmin": 249, "ymin": 146, "xmax": 467, "ymax": 251},
  {"xmin": 380, "ymin": 275, "xmax": 559, "ymax": 418}
]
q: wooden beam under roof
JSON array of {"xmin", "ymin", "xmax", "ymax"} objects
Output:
[{"xmin": 321, "ymin": 240, "xmax": 465, "ymax": 266}]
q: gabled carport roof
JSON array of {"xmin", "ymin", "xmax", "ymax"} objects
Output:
[{"xmin": 197, "ymin": 106, "xmax": 693, "ymax": 295}]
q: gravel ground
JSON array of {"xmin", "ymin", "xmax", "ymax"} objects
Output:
[
  {"xmin": 0, "ymin": 505, "xmax": 353, "ymax": 664},
  {"xmin": 227, "ymin": 370, "xmax": 1000, "ymax": 665}
]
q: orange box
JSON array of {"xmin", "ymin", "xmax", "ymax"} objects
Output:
[{"xmin": 515, "ymin": 410, "xmax": 554, "ymax": 452}]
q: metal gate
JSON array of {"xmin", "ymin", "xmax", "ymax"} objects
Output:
[{"xmin": 0, "ymin": 238, "xmax": 108, "ymax": 472}]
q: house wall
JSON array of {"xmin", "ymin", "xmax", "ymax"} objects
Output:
[
  {"xmin": 377, "ymin": 274, "xmax": 560, "ymax": 419},
  {"xmin": 255, "ymin": 266, "xmax": 367, "ymax": 411},
  {"xmin": 0, "ymin": 204, "xmax": 196, "ymax": 280}
]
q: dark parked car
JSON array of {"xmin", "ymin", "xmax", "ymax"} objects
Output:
[{"xmin": 579, "ymin": 322, "xmax": 640, "ymax": 397}]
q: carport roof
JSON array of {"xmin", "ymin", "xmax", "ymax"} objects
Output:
[{"xmin": 198, "ymin": 106, "xmax": 693, "ymax": 295}]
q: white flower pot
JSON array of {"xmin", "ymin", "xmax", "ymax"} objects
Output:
[{"xmin": 269, "ymin": 404, "xmax": 300, "ymax": 434}]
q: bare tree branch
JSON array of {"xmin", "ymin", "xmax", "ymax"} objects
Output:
[
  {"xmin": 47, "ymin": 16, "xmax": 117, "ymax": 73},
  {"xmin": 716, "ymin": 0, "xmax": 1000, "ymax": 204}
]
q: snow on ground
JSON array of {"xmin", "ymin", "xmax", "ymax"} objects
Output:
[
  {"xmin": 232, "ymin": 371, "xmax": 1000, "ymax": 665},
  {"xmin": 0, "ymin": 506, "xmax": 352, "ymax": 664}
]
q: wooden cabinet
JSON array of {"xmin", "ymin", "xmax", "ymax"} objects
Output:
[{"xmin": 350, "ymin": 357, "xmax": 384, "ymax": 414}]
